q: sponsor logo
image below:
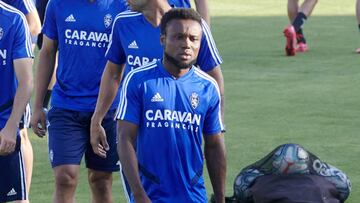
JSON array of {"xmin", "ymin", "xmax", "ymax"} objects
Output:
[
  {"xmin": 104, "ymin": 14, "xmax": 112, "ymax": 28},
  {"xmin": 151, "ymin": 93, "xmax": 164, "ymax": 102},
  {"xmin": 128, "ymin": 40, "xmax": 138, "ymax": 49},
  {"xmin": 65, "ymin": 14, "xmax": 76, "ymax": 22},
  {"xmin": 127, "ymin": 55, "xmax": 157, "ymax": 70},
  {"xmin": 7, "ymin": 188, "xmax": 17, "ymax": 196},
  {"xmin": 64, "ymin": 29, "xmax": 110, "ymax": 48},
  {"xmin": 145, "ymin": 109, "xmax": 201, "ymax": 132},
  {"xmin": 0, "ymin": 49, "xmax": 6, "ymax": 65},
  {"xmin": 0, "ymin": 27, "xmax": 3, "ymax": 40},
  {"xmin": 190, "ymin": 92, "xmax": 199, "ymax": 109}
]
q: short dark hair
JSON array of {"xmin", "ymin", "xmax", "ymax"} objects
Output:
[{"xmin": 160, "ymin": 8, "xmax": 202, "ymax": 35}]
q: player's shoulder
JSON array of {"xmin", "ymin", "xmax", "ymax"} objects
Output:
[
  {"xmin": 193, "ymin": 67, "xmax": 219, "ymax": 89},
  {"xmin": 123, "ymin": 60, "xmax": 159, "ymax": 84},
  {"xmin": 47, "ymin": 0, "xmax": 67, "ymax": 8},
  {"xmin": 0, "ymin": 1, "xmax": 26, "ymax": 25},
  {"xmin": 113, "ymin": 10, "xmax": 143, "ymax": 24}
]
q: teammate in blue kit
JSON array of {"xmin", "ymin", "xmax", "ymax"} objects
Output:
[
  {"xmin": 116, "ymin": 8, "xmax": 226, "ymax": 203},
  {"xmin": 3, "ymin": 0, "xmax": 41, "ymax": 197},
  {"xmin": 30, "ymin": 0, "xmax": 127, "ymax": 202},
  {"xmin": 0, "ymin": 1, "xmax": 33, "ymax": 202}
]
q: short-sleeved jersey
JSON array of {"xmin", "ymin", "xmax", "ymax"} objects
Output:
[
  {"xmin": 106, "ymin": 10, "xmax": 222, "ymax": 79},
  {"xmin": 42, "ymin": 0, "xmax": 127, "ymax": 111},
  {"xmin": 2, "ymin": 0, "xmax": 36, "ymax": 15},
  {"xmin": 116, "ymin": 60, "xmax": 224, "ymax": 203},
  {"xmin": 0, "ymin": 1, "xmax": 33, "ymax": 128},
  {"xmin": 168, "ymin": 0, "xmax": 191, "ymax": 8}
]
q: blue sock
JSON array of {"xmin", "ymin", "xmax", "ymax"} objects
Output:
[{"xmin": 292, "ymin": 12, "xmax": 307, "ymax": 32}]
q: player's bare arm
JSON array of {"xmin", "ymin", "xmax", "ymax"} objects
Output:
[
  {"xmin": 206, "ymin": 66, "xmax": 225, "ymax": 124},
  {"xmin": 30, "ymin": 36, "xmax": 57, "ymax": 137},
  {"xmin": 90, "ymin": 61, "xmax": 124, "ymax": 158},
  {"xmin": 117, "ymin": 120, "xmax": 151, "ymax": 203},
  {"xmin": 0, "ymin": 58, "xmax": 33, "ymax": 156},
  {"xmin": 195, "ymin": 0, "xmax": 210, "ymax": 25},
  {"xmin": 25, "ymin": 10, "xmax": 41, "ymax": 37},
  {"xmin": 205, "ymin": 133, "xmax": 227, "ymax": 203}
]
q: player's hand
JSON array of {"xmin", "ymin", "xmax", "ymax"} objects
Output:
[
  {"xmin": 30, "ymin": 107, "xmax": 47, "ymax": 137},
  {"xmin": 90, "ymin": 120, "xmax": 109, "ymax": 158},
  {"xmin": 0, "ymin": 126, "xmax": 17, "ymax": 156}
]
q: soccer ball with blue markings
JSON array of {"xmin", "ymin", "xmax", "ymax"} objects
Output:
[
  {"xmin": 312, "ymin": 160, "xmax": 352, "ymax": 200},
  {"xmin": 233, "ymin": 168, "xmax": 263, "ymax": 202},
  {"xmin": 272, "ymin": 143, "xmax": 310, "ymax": 174}
]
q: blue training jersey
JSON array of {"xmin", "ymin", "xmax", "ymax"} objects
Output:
[
  {"xmin": 42, "ymin": 0, "xmax": 127, "ymax": 111},
  {"xmin": 2, "ymin": 0, "xmax": 36, "ymax": 15},
  {"xmin": 0, "ymin": 1, "xmax": 33, "ymax": 128},
  {"xmin": 168, "ymin": 0, "xmax": 191, "ymax": 8},
  {"xmin": 106, "ymin": 10, "xmax": 222, "ymax": 79},
  {"xmin": 116, "ymin": 60, "xmax": 224, "ymax": 203}
]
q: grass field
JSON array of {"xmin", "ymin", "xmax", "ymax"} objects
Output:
[{"xmin": 28, "ymin": 0, "xmax": 359, "ymax": 202}]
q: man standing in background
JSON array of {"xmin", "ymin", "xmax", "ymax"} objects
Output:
[
  {"xmin": 283, "ymin": 0, "xmax": 318, "ymax": 56},
  {"xmin": 0, "ymin": 1, "xmax": 33, "ymax": 202},
  {"xmin": 2, "ymin": 0, "xmax": 41, "ymax": 198},
  {"xmin": 30, "ymin": 0, "xmax": 127, "ymax": 202}
]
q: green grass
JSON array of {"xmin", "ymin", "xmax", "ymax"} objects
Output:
[{"xmin": 28, "ymin": 0, "xmax": 359, "ymax": 202}]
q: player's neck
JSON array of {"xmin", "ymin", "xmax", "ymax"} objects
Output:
[
  {"xmin": 142, "ymin": 1, "xmax": 172, "ymax": 27},
  {"xmin": 163, "ymin": 59, "xmax": 191, "ymax": 79}
]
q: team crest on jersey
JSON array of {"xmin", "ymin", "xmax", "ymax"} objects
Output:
[
  {"xmin": 104, "ymin": 14, "xmax": 112, "ymax": 28},
  {"xmin": 190, "ymin": 92, "xmax": 200, "ymax": 109},
  {"xmin": 0, "ymin": 27, "xmax": 3, "ymax": 40}
]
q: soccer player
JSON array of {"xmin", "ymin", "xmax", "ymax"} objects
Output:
[
  {"xmin": 90, "ymin": 0, "xmax": 224, "ymax": 156},
  {"xmin": 30, "ymin": 0, "xmax": 127, "ymax": 202},
  {"xmin": 168, "ymin": 0, "xmax": 210, "ymax": 24},
  {"xmin": 283, "ymin": 0, "xmax": 318, "ymax": 56},
  {"xmin": 117, "ymin": 8, "xmax": 226, "ymax": 203},
  {"xmin": 0, "ymin": 1, "xmax": 33, "ymax": 202},
  {"xmin": 2, "ymin": 0, "xmax": 41, "ymax": 198},
  {"xmin": 356, "ymin": 0, "xmax": 360, "ymax": 53}
]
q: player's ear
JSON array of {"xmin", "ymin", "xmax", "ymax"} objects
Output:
[{"xmin": 160, "ymin": 34, "xmax": 166, "ymax": 46}]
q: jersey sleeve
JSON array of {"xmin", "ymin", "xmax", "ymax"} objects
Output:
[
  {"xmin": 10, "ymin": 0, "xmax": 36, "ymax": 15},
  {"xmin": 105, "ymin": 16, "xmax": 126, "ymax": 65},
  {"xmin": 196, "ymin": 19, "xmax": 223, "ymax": 72},
  {"xmin": 12, "ymin": 13, "xmax": 33, "ymax": 59},
  {"xmin": 41, "ymin": 0, "xmax": 58, "ymax": 40},
  {"xmin": 203, "ymin": 83, "xmax": 223, "ymax": 136},
  {"xmin": 115, "ymin": 72, "xmax": 142, "ymax": 125}
]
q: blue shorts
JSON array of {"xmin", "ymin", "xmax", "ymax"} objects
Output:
[
  {"xmin": 47, "ymin": 107, "xmax": 119, "ymax": 172},
  {"xmin": 0, "ymin": 135, "xmax": 27, "ymax": 202}
]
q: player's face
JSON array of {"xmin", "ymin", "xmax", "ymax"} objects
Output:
[
  {"xmin": 126, "ymin": 0, "xmax": 147, "ymax": 11},
  {"xmin": 161, "ymin": 19, "xmax": 202, "ymax": 70}
]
